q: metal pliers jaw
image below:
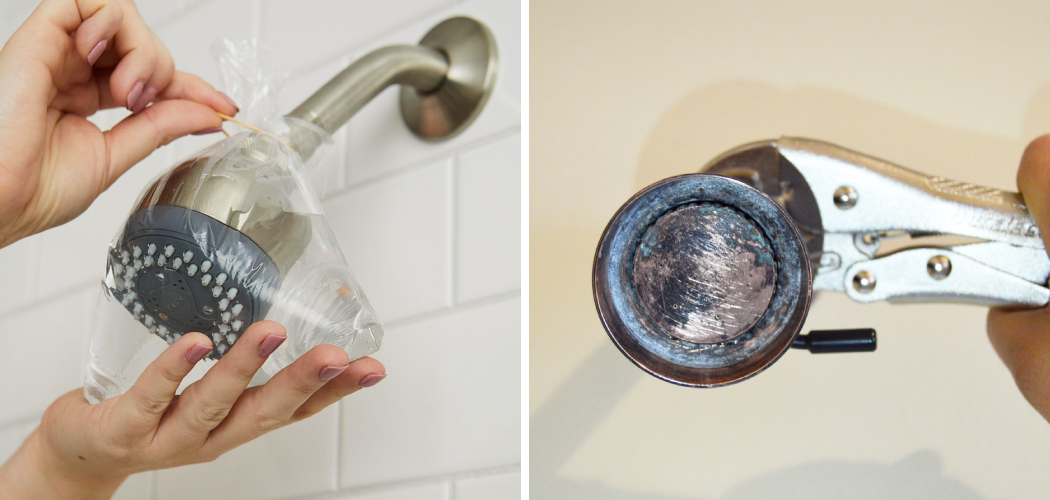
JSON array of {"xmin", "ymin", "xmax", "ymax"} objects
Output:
[{"xmin": 703, "ymin": 137, "xmax": 1050, "ymax": 308}]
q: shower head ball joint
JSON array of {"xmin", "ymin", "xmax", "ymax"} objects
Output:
[{"xmin": 593, "ymin": 174, "xmax": 813, "ymax": 387}]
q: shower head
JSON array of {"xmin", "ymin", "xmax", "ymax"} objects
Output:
[
  {"xmin": 109, "ymin": 17, "xmax": 498, "ymax": 359},
  {"xmin": 110, "ymin": 133, "xmax": 301, "ymax": 359},
  {"xmin": 593, "ymin": 174, "xmax": 813, "ymax": 387}
]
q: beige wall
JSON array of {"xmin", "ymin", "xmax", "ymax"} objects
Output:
[{"xmin": 531, "ymin": 1, "xmax": 1050, "ymax": 498}]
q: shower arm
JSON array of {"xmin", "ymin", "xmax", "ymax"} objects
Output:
[
  {"xmin": 287, "ymin": 45, "xmax": 448, "ymax": 135},
  {"xmin": 283, "ymin": 16, "xmax": 498, "ymax": 160}
]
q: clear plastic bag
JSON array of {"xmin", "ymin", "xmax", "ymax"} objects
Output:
[{"xmin": 84, "ymin": 40, "xmax": 382, "ymax": 404}]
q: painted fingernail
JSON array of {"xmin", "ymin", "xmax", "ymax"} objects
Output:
[
  {"xmin": 319, "ymin": 364, "xmax": 350, "ymax": 381},
  {"xmin": 132, "ymin": 85, "xmax": 157, "ymax": 114},
  {"xmin": 126, "ymin": 81, "xmax": 144, "ymax": 110},
  {"xmin": 191, "ymin": 127, "xmax": 224, "ymax": 136},
  {"xmin": 185, "ymin": 344, "xmax": 211, "ymax": 363},
  {"xmin": 218, "ymin": 92, "xmax": 239, "ymax": 112},
  {"xmin": 257, "ymin": 334, "xmax": 286, "ymax": 357},
  {"xmin": 87, "ymin": 39, "xmax": 107, "ymax": 65},
  {"xmin": 358, "ymin": 373, "xmax": 386, "ymax": 388}
]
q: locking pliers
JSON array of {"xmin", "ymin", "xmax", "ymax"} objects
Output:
[{"xmin": 702, "ymin": 137, "xmax": 1050, "ymax": 308}]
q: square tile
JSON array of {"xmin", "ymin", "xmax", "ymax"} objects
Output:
[
  {"xmin": 0, "ymin": 421, "xmax": 35, "ymax": 465},
  {"xmin": 455, "ymin": 134, "xmax": 521, "ymax": 303},
  {"xmin": 335, "ymin": 483, "xmax": 447, "ymax": 500},
  {"xmin": 455, "ymin": 471, "xmax": 520, "ymax": 500},
  {"xmin": 0, "ymin": 237, "xmax": 37, "ymax": 316},
  {"xmin": 0, "ymin": 291, "xmax": 91, "ymax": 425},
  {"xmin": 323, "ymin": 160, "xmax": 452, "ymax": 323},
  {"xmin": 340, "ymin": 297, "xmax": 520, "ymax": 487},
  {"xmin": 155, "ymin": 406, "xmax": 340, "ymax": 500},
  {"xmin": 260, "ymin": 0, "xmax": 455, "ymax": 73},
  {"xmin": 156, "ymin": 0, "xmax": 256, "ymax": 88}
]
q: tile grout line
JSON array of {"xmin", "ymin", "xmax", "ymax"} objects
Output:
[
  {"xmin": 284, "ymin": 0, "xmax": 461, "ymax": 76},
  {"xmin": 250, "ymin": 0, "xmax": 264, "ymax": 40},
  {"xmin": 332, "ymin": 401, "xmax": 342, "ymax": 492},
  {"xmin": 448, "ymin": 155, "xmax": 458, "ymax": 308},
  {"xmin": 327, "ymin": 126, "xmax": 520, "ymax": 203},
  {"xmin": 276, "ymin": 464, "xmax": 519, "ymax": 500},
  {"xmin": 383, "ymin": 289, "xmax": 520, "ymax": 330}
]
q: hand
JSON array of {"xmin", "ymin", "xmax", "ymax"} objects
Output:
[
  {"xmin": 0, "ymin": 0, "xmax": 237, "ymax": 248},
  {"xmin": 988, "ymin": 134, "xmax": 1050, "ymax": 423},
  {"xmin": 0, "ymin": 321, "xmax": 386, "ymax": 499}
]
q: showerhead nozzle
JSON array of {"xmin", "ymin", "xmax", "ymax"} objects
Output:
[
  {"xmin": 111, "ymin": 205, "xmax": 281, "ymax": 360},
  {"xmin": 593, "ymin": 174, "xmax": 812, "ymax": 387},
  {"xmin": 109, "ymin": 133, "xmax": 308, "ymax": 360}
]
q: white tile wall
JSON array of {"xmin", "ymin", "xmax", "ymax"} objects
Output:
[
  {"xmin": 455, "ymin": 471, "xmax": 520, "ymax": 500},
  {"xmin": 340, "ymin": 297, "xmax": 521, "ymax": 488},
  {"xmin": 456, "ymin": 134, "xmax": 521, "ymax": 303},
  {"xmin": 155, "ymin": 406, "xmax": 341, "ymax": 500},
  {"xmin": 335, "ymin": 483, "xmax": 449, "ymax": 500},
  {"xmin": 0, "ymin": 1, "xmax": 520, "ymax": 499},
  {"xmin": 325, "ymin": 159, "xmax": 453, "ymax": 324}
]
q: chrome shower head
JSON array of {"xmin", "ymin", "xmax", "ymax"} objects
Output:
[
  {"xmin": 107, "ymin": 17, "xmax": 498, "ymax": 360},
  {"xmin": 593, "ymin": 174, "xmax": 813, "ymax": 387},
  {"xmin": 110, "ymin": 133, "xmax": 303, "ymax": 359}
]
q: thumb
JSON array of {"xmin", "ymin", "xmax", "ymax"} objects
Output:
[{"xmin": 102, "ymin": 99, "xmax": 223, "ymax": 187}]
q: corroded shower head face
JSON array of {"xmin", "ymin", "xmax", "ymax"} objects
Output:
[{"xmin": 593, "ymin": 174, "xmax": 813, "ymax": 386}]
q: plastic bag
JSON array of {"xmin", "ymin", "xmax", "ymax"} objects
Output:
[{"xmin": 84, "ymin": 40, "xmax": 382, "ymax": 404}]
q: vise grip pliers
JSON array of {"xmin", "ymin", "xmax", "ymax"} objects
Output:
[{"xmin": 703, "ymin": 137, "xmax": 1049, "ymax": 308}]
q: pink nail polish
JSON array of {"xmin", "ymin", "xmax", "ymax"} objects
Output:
[
  {"xmin": 126, "ymin": 81, "xmax": 144, "ymax": 110},
  {"xmin": 257, "ymin": 334, "xmax": 286, "ymax": 357},
  {"xmin": 191, "ymin": 127, "xmax": 224, "ymax": 136},
  {"xmin": 87, "ymin": 39, "xmax": 107, "ymax": 65},
  {"xmin": 218, "ymin": 92, "xmax": 239, "ymax": 112},
  {"xmin": 358, "ymin": 373, "xmax": 386, "ymax": 388},
  {"xmin": 132, "ymin": 85, "xmax": 157, "ymax": 114},
  {"xmin": 185, "ymin": 344, "xmax": 211, "ymax": 363},
  {"xmin": 319, "ymin": 364, "xmax": 350, "ymax": 381}
]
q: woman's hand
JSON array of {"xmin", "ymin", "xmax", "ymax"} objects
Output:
[
  {"xmin": 0, "ymin": 321, "xmax": 386, "ymax": 499},
  {"xmin": 0, "ymin": 0, "xmax": 237, "ymax": 248},
  {"xmin": 988, "ymin": 134, "xmax": 1050, "ymax": 423}
]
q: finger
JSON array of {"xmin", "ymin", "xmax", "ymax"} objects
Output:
[
  {"xmin": 157, "ymin": 71, "xmax": 239, "ymax": 116},
  {"xmin": 102, "ymin": 99, "xmax": 224, "ymax": 187},
  {"xmin": 110, "ymin": 332, "xmax": 213, "ymax": 434},
  {"xmin": 100, "ymin": 1, "xmax": 163, "ymax": 111},
  {"xmin": 203, "ymin": 344, "xmax": 352, "ymax": 453},
  {"xmin": 1016, "ymin": 134, "xmax": 1050, "ymax": 251},
  {"xmin": 291, "ymin": 357, "xmax": 385, "ymax": 422},
  {"xmin": 174, "ymin": 321, "xmax": 287, "ymax": 435},
  {"xmin": 13, "ymin": 0, "xmax": 122, "ymax": 81},
  {"xmin": 987, "ymin": 307, "xmax": 1050, "ymax": 420},
  {"xmin": 70, "ymin": 0, "xmax": 123, "ymax": 66}
]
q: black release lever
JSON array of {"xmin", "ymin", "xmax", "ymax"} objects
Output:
[{"xmin": 792, "ymin": 328, "xmax": 877, "ymax": 353}]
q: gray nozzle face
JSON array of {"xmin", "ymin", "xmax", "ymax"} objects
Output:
[
  {"xmin": 112, "ymin": 205, "xmax": 280, "ymax": 360},
  {"xmin": 593, "ymin": 174, "xmax": 812, "ymax": 387}
]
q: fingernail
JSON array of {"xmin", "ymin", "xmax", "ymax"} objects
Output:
[
  {"xmin": 358, "ymin": 373, "xmax": 386, "ymax": 388},
  {"xmin": 87, "ymin": 39, "xmax": 107, "ymax": 65},
  {"xmin": 257, "ymin": 334, "xmax": 286, "ymax": 357},
  {"xmin": 185, "ymin": 344, "xmax": 211, "ymax": 363},
  {"xmin": 319, "ymin": 364, "xmax": 350, "ymax": 381},
  {"xmin": 126, "ymin": 81, "xmax": 144, "ymax": 110},
  {"xmin": 191, "ymin": 127, "xmax": 224, "ymax": 136},
  {"xmin": 132, "ymin": 85, "xmax": 157, "ymax": 113},
  {"xmin": 218, "ymin": 92, "xmax": 239, "ymax": 112}
]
